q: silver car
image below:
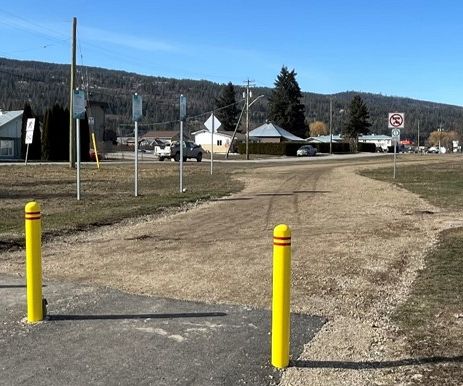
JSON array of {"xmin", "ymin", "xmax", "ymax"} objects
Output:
[{"xmin": 296, "ymin": 145, "xmax": 317, "ymax": 157}]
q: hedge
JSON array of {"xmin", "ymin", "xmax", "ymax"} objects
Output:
[{"xmin": 237, "ymin": 141, "xmax": 376, "ymax": 155}]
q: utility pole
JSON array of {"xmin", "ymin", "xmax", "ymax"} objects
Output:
[
  {"xmin": 329, "ymin": 98, "xmax": 333, "ymax": 155},
  {"xmin": 69, "ymin": 17, "xmax": 77, "ymax": 168},
  {"xmin": 244, "ymin": 79, "xmax": 255, "ymax": 160},
  {"xmin": 417, "ymin": 120, "xmax": 420, "ymax": 150}
]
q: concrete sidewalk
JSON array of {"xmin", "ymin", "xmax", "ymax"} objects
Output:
[{"xmin": 0, "ymin": 273, "xmax": 326, "ymax": 385}]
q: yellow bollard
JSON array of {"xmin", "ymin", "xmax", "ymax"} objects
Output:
[
  {"xmin": 271, "ymin": 224, "xmax": 291, "ymax": 368},
  {"xmin": 25, "ymin": 201, "xmax": 43, "ymax": 323},
  {"xmin": 91, "ymin": 132, "xmax": 100, "ymax": 169}
]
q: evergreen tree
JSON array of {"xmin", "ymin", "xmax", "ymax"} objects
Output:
[
  {"xmin": 80, "ymin": 114, "xmax": 90, "ymax": 162},
  {"xmin": 215, "ymin": 82, "xmax": 241, "ymax": 132},
  {"xmin": 343, "ymin": 95, "xmax": 371, "ymax": 152},
  {"xmin": 29, "ymin": 117, "xmax": 41, "ymax": 160},
  {"xmin": 41, "ymin": 107, "xmax": 52, "ymax": 160},
  {"xmin": 268, "ymin": 66, "xmax": 306, "ymax": 137},
  {"xmin": 41, "ymin": 104, "xmax": 69, "ymax": 160},
  {"xmin": 20, "ymin": 103, "xmax": 33, "ymax": 159}
]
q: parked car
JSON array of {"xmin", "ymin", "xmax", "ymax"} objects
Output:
[
  {"xmin": 296, "ymin": 145, "xmax": 317, "ymax": 157},
  {"xmin": 427, "ymin": 146, "xmax": 439, "ymax": 153},
  {"xmin": 157, "ymin": 141, "xmax": 204, "ymax": 162}
]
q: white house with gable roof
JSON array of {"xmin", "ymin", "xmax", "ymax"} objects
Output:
[{"xmin": 0, "ymin": 110, "xmax": 23, "ymax": 159}]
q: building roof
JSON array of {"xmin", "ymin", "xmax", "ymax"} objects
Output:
[
  {"xmin": 249, "ymin": 121, "xmax": 304, "ymax": 141},
  {"xmin": 142, "ymin": 130, "xmax": 178, "ymax": 139},
  {"xmin": 306, "ymin": 135, "xmax": 343, "ymax": 143},
  {"xmin": 0, "ymin": 110, "xmax": 23, "ymax": 127},
  {"xmin": 359, "ymin": 134, "xmax": 392, "ymax": 140}
]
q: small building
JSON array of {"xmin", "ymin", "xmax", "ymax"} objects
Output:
[
  {"xmin": 248, "ymin": 121, "xmax": 304, "ymax": 143},
  {"xmin": 0, "ymin": 110, "xmax": 23, "ymax": 159},
  {"xmin": 192, "ymin": 129, "xmax": 244, "ymax": 153},
  {"xmin": 306, "ymin": 134, "xmax": 343, "ymax": 143},
  {"xmin": 358, "ymin": 134, "xmax": 392, "ymax": 151}
]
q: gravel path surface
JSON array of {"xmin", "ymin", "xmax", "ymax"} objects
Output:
[{"xmin": 1, "ymin": 158, "xmax": 458, "ymax": 385}]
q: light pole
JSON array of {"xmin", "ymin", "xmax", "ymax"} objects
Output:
[
  {"xmin": 329, "ymin": 98, "xmax": 333, "ymax": 155},
  {"xmin": 329, "ymin": 100, "xmax": 344, "ymax": 155},
  {"xmin": 244, "ymin": 92, "xmax": 264, "ymax": 160}
]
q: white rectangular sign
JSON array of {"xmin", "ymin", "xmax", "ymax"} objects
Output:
[{"xmin": 25, "ymin": 118, "xmax": 35, "ymax": 144}]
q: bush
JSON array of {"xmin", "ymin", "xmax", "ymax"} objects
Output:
[{"xmin": 237, "ymin": 141, "xmax": 376, "ymax": 155}]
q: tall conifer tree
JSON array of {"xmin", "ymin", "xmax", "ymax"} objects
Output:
[
  {"xmin": 268, "ymin": 66, "xmax": 306, "ymax": 137},
  {"xmin": 215, "ymin": 82, "xmax": 241, "ymax": 132},
  {"xmin": 343, "ymin": 95, "xmax": 371, "ymax": 151}
]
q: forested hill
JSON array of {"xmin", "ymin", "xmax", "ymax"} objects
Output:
[{"xmin": 1, "ymin": 56, "xmax": 462, "ymax": 141}]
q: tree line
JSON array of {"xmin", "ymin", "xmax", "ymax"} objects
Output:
[{"xmin": 2, "ymin": 56, "xmax": 463, "ymax": 145}]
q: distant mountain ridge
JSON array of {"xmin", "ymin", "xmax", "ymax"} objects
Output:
[{"xmin": 1, "ymin": 57, "xmax": 462, "ymax": 142}]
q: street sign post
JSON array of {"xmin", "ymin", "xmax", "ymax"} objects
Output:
[
  {"xmin": 388, "ymin": 112, "xmax": 405, "ymax": 129},
  {"xmin": 24, "ymin": 118, "xmax": 36, "ymax": 165},
  {"xmin": 179, "ymin": 95, "xmax": 187, "ymax": 193},
  {"xmin": 73, "ymin": 90, "xmax": 86, "ymax": 200},
  {"xmin": 204, "ymin": 113, "xmax": 221, "ymax": 175},
  {"xmin": 389, "ymin": 113, "xmax": 404, "ymax": 179},
  {"xmin": 132, "ymin": 94, "xmax": 143, "ymax": 197}
]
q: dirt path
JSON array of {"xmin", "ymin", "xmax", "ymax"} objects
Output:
[{"xmin": 1, "ymin": 158, "xmax": 458, "ymax": 384}]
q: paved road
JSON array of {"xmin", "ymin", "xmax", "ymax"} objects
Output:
[{"xmin": 0, "ymin": 273, "xmax": 326, "ymax": 385}]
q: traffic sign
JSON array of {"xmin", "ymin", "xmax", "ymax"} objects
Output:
[
  {"xmin": 73, "ymin": 90, "xmax": 86, "ymax": 119},
  {"xmin": 132, "ymin": 94, "xmax": 143, "ymax": 122},
  {"xmin": 25, "ymin": 118, "xmax": 35, "ymax": 144},
  {"xmin": 388, "ymin": 113, "xmax": 405, "ymax": 129},
  {"xmin": 180, "ymin": 95, "xmax": 187, "ymax": 121},
  {"xmin": 204, "ymin": 113, "xmax": 221, "ymax": 133},
  {"xmin": 391, "ymin": 128, "xmax": 400, "ymax": 138}
]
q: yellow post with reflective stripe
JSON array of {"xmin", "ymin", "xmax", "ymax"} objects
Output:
[
  {"xmin": 271, "ymin": 224, "xmax": 291, "ymax": 368},
  {"xmin": 25, "ymin": 201, "xmax": 43, "ymax": 323}
]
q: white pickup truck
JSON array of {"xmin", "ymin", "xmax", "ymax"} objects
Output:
[{"xmin": 155, "ymin": 141, "xmax": 204, "ymax": 162}]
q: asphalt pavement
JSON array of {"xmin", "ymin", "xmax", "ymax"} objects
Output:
[{"xmin": 0, "ymin": 273, "xmax": 326, "ymax": 385}]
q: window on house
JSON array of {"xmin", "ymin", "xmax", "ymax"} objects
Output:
[
  {"xmin": 0, "ymin": 140, "xmax": 14, "ymax": 156},
  {"xmin": 217, "ymin": 139, "xmax": 222, "ymax": 146}
]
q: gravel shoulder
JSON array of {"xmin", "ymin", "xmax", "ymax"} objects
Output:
[{"xmin": 0, "ymin": 158, "xmax": 457, "ymax": 385}]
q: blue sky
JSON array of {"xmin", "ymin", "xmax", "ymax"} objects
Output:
[{"xmin": 1, "ymin": 0, "xmax": 463, "ymax": 106}]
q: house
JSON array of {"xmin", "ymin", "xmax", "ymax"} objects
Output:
[
  {"xmin": 192, "ymin": 129, "xmax": 244, "ymax": 153},
  {"xmin": 0, "ymin": 110, "xmax": 23, "ymax": 159},
  {"xmin": 248, "ymin": 121, "xmax": 304, "ymax": 142},
  {"xmin": 358, "ymin": 134, "xmax": 392, "ymax": 151},
  {"xmin": 306, "ymin": 134, "xmax": 343, "ymax": 143}
]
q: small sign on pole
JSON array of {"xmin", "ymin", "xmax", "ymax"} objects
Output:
[
  {"xmin": 389, "ymin": 113, "xmax": 404, "ymax": 179},
  {"xmin": 132, "ymin": 94, "xmax": 143, "ymax": 122},
  {"xmin": 25, "ymin": 118, "xmax": 35, "ymax": 145},
  {"xmin": 388, "ymin": 113, "xmax": 405, "ymax": 129},
  {"xmin": 73, "ymin": 90, "xmax": 86, "ymax": 119},
  {"xmin": 72, "ymin": 90, "xmax": 86, "ymax": 201},
  {"xmin": 132, "ymin": 94, "xmax": 142, "ymax": 197},
  {"xmin": 24, "ymin": 118, "xmax": 36, "ymax": 165}
]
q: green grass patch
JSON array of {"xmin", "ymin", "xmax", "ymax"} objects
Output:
[
  {"xmin": 362, "ymin": 159, "xmax": 463, "ymax": 383},
  {"xmin": 0, "ymin": 162, "xmax": 244, "ymax": 248},
  {"xmin": 361, "ymin": 159, "xmax": 463, "ymax": 208}
]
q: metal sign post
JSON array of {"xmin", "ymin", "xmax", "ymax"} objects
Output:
[
  {"xmin": 388, "ymin": 113, "xmax": 404, "ymax": 179},
  {"xmin": 132, "ymin": 94, "xmax": 143, "ymax": 197},
  {"xmin": 204, "ymin": 113, "xmax": 221, "ymax": 175},
  {"xmin": 73, "ymin": 90, "xmax": 86, "ymax": 200},
  {"xmin": 24, "ymin": 118, "xmax": 35, "ymax": 165},
  {"xmin": 179, "ymin": 95, "xmax": 187, "ymax": 193}
]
